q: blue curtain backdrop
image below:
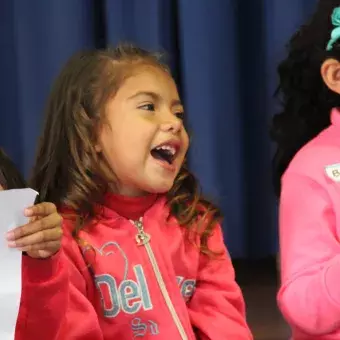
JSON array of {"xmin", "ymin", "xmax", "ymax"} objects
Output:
[{"xmin": 0, "ymin": 0, "xmax": 317, "ymax": 258}]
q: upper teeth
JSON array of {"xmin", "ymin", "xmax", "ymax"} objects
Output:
[{"xmin": 156, "ymin": 145, "xmax": 176, "ymax": 155}]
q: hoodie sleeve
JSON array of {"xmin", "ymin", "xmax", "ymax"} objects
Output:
[
  {"xmin": 187, "ymin": 225, "xmax": 253, "ymax": 340},
  {"xmin": 278, "ymin": 172, "xmax": 340, "ymax": 336},
  {"xmin": 15, "ymin": 221, "xmax": 103, "ymax": 340}
]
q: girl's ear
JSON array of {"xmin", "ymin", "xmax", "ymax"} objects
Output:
[
  {"xmin": 95, "ymin": 124, "xmax": 104, "ymax": 153},
  {"xmin": 95, "ymin": 144, "xmax": 102, "ymax": 153},
  {"xmin": 321, "ymin": 58, "xmax": 340, "ymax": 94}
]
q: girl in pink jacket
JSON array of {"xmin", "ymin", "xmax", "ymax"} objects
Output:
[
  {"xmin": 272, "ymin": 1, "xmax": 340, "ymax": 338},
  {"xmin": 13, "ymin": 44, "xmax": 252, "ymax": 339}
]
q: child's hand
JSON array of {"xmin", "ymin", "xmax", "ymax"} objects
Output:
[{"xmin": 6, "ymin": 202, "xmax": 63, "ymax": 259}]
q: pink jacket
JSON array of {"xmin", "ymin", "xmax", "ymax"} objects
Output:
[
  {"xmin": 279, "ymin": 108, "xmax": 340, "ymax": 339},
  {"xmin": 16, "ymin": 194, "xmax": 252, "ymax": 339}
]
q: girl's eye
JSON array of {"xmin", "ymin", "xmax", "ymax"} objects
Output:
[
  {"xmin": 139, "ymin": 103, "xmax": 155, "ymax": 111},
  {"xmin": 175, "ymin": 111, "xmax": 184, "ymax": 120}
]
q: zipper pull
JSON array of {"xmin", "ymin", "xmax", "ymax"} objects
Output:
[{"xmin": 132, "ymin": 219, "xmax": 151, "ymax": 246}]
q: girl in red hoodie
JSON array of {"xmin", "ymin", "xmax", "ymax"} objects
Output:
[{"xmin": 13, "ymin": 44, "xmax": 252, "ymax": 340}]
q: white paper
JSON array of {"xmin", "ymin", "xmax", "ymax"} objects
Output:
[{"xmin": 0, "ymin": 188, "xmax": 38, "ymax": 339}]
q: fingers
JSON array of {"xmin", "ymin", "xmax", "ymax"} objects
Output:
[
  {"xmin": 8, "ymin": 227, "xmax": 63, "ymax": 249},
  {"xmin": 4, "ymin": 202, "xmax": 63, "ymax": 258},
  {"xmin": 19, "ymin": 240, "xmax": 61, "ymax": 253},
  {"xmin": 24, "ymin": 202, "xmax": 57, "ymax": 218},
  {"xmin": 6, "ymin": 212, "xmax": 62, "ymax": 241}
]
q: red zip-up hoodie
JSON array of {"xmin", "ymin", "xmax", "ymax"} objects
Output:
[{"xmin": 15, "ymin": 194, "xmax": 252, "ymax": 339}]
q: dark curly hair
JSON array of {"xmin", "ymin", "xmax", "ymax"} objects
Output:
[
  {"xmin": 271, "ymin": 0, "xmax": 340, "ymax": 197},
  {"xmin": 0, "ymin": 148, "xmax": 26, "ymax": 190},
  {"xmin": 31, "ymin": 43, "xmax": 221, "ymax": 255}
]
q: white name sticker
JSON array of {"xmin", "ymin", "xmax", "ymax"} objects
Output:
[{"xmin": 325, "ymin": 163, "xmax": 340, "ymax": 182}]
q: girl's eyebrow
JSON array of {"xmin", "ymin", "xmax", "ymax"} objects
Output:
[{"xmin": 128, "ymin": 91, "xmax": 182, "ymax": 107}]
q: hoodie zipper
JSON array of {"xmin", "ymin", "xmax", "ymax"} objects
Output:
[{"xmin": 130, "ymin": 218, "xmax": 188, "ymax": 340}]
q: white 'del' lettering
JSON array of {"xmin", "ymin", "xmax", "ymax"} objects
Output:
[{"xmin": 95, "ymin": 265, "xmax": 153, "ymax": 318}]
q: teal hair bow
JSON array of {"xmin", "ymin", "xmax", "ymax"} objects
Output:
[{"xmin": 327, "ymin": 7, "xmax": 340, "ymax": 51}]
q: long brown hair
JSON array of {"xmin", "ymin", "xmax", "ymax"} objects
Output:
[{"xmin": 31, "ymin": 43, "xmax": 222, "ymax": 255}]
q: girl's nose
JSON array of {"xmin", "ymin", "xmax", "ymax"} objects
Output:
[{"xmin": 160, "ymin": 116, "xmax": 183, "ymax": 134}]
